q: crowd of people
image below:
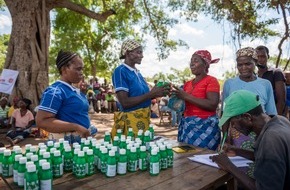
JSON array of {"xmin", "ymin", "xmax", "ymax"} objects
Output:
[{"xmin": 0, "ymin": 39, "xmax": 289, "ymax": 189}]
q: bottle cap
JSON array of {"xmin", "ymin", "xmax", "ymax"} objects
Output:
[
  {"xmin": 15, "ymin": 147, "xmax": 22, "ymax": 154},
  {"xmin": 47, "ymin": 141, "xmax": 54, "ymax": 147},
  {"xmin": 50, "ymin": 148, "xmax": 56, "ymax": 154},
  {"xmin": 160, "ymin": 145, "xmax": 166, "ymax": 151},
  {"xmin": 95, "ymin": 143, "xmax": 101, "ymax": 148},
  {"xmin": 13, "ymin": 145, "xmax": 21, "ymax": 150},
  {"xmin": 15, "ymin": 154, "xmax": 22, "ymax": 161},
  {"xmin": 130, "ymin": 147, "xmax": 136, "ymax": 153},
  {"xmin": 0, "ymin": 147, "xmax": 6, "ymax": 153},
  {"xmin": 87, "ymin": 136, "xmax": 93, "ymax": 141},
  {"xmin": 43, "ymin": 152, "xmax": 50, "ymax": 159},
  {"xmin": 31, "ymin": 155, "xmax": 39, "ymax": 162},
  {"xmin": 111, "ymin": 146, "xmax": 118, "ymax": 152},
  {"xmin": 38, "ymin": 142, "xmax": 45, "ymax": 147},
  {"xmin": 109, "ymin": 150, "xmax": 115, "ymax": 157},
  {"xmin": 63, "ymin": 141, "xmax": 69, "ymax": 146},
  {"xmin": 105, "ymin": 131, "xmax": 110, "ymax": 135},
  {"xmin": 26, "ymin": 161, "xmax": 34, "ymax": 168},
  {"xmin": 64, "ymin": 146, "xmax": 71, "ymax": 152},
  {"xmin": 4, "ymin": 149, "xmax": 11, "ymax": 156},
  {"xmin": 19, "ymin": 157, "xmax": 27, "ymax": 164},
  {"xmin": 119, "ymin": 149, "xmax": 126, "ymax": 155},
  {"xmin": 140, "ymin": 146, "xmax": 146, "ymax": 152},
  {"xmin": 144, "ymin": 131, "xmax": 150, "ymax": 136},
  {"xmin": 78, "ymin": 151, "xmax": 84, "ymax": 157},
  {"xmin": 81, "ymin": 138, "xmax": 86, "ymax": 143},
  {"xmin": 101, "ymin": 148, "xmax": 108, "ymax": 154},
  {"xmin": 120, "ymin": 135, "xmax": 126, "ymax": 141},
  {"xmin": 27, "ymin": 164, "xmax": 36, "ymax": 172},
  {"xmin": 151, "ymin": 150, "xmax": 157, "ymax": 155},
  {"xmin": 74, "ymin": 149, "xmax": 80, "ymax": 155},
  {"xmin": 74, "ymin": 144, "xmax": 81, "ymax": 150},
  {"xmin": 54, "ymin": 150, "xmax": 61, "ymax": 157},
  {"xmin": 84, "ymin": 140, "xmax": 90, "ymax": 145},
  {"xmin": 128, "ymin": 128, "xmax": 133, "ymax": 132},
  {"xmin": 113, "ymin": 136, "xmax": 119, "ymax": 141},
  {"xmin": 39, "ymin": 145, "xmax": 47, "ymax": 150},
  {"xmin": 166, "ymin": 144, "xmax": 172, "ymax": 149},
  {"xmin": 39, "ymin": 159, "xmax": 47, "ymax": 167},
  {"xmin": 72, "ymin": 142, "xmax": 79, "ymax": 148},
  {"xmin": 83, "ymin": 147, "xmax": 89, "ymax": 153},
  {"xmin": 42, "ymin": 162, "xmax": 51, "ymax": 170},
  {"xmin": 25, "ymin": 144, "xmax": 32, "ymax": 149},
  {"xmin": 39, "ymin": 149, "xmax": 46, "ymax": 156},
  {"xmin": 59, "ymin": 138, "xmax": 64, "ymax": 143},
  {"xmin": 87, "ymin": 149, "xmax": 93, "ymax": 155},
  {"xmin": 137, "ymin": 130, "xmax": 143, "ymax": 135},
  {"xmin": 54, "ymin": 142, "xmax": 60, "ymax": 148},
  {"xmin": 117, "ymin": 129, "xmax": 122, "ymax": 133}
]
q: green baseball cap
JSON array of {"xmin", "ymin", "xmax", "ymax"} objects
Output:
[{"xmin": 219, "ymin": 90, "xmax": 261, "ymax": 128}]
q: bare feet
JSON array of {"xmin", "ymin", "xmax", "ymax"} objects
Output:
[{"xmin": 6, "ymin": 136, "xmax": 15, "ymax": 148}]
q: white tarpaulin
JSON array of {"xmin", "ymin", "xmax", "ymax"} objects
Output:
[{"xmin": 0, "ymin": 69, "xmax": 19, "ymax": 94}]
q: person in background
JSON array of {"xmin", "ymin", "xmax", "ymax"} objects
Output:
[
  {"xmin": 8, "ymin": 97, "xmax": 19, "ymax": 122},
  {"xmin": 285, "ymin": 71, "xmax": 290, "ymax": 118},
  {"xmin": 256, "ymin": 45, "xmax": 286, "ymax": 116},
  {"xmin": 36, "ymin": 50, "xmax": 93, "ymax": 144},
  {"xmin": 96, "ymin": 88, "xmax": 107, "ymax": 113},
  {"xmin": 150, "ymin": 98, "xmax": 159, "ymax": 118},
  {"xmin": 221, "ymin": 47, "xmax": 277, "ymax": 178},
  {"xmin": 172, "ymin": 50, "xmax": 221, "ymax": 150},
  {"xmin": 159, "ymin": 95, "xmax": 179, "ymax": 127},
  {"xmin": 111, "ymin": 39, "xmax": 167, "ymax": 137},
  {"xmin": 105, "ymin": 89, "xmax": 117, "ymax": 113},
  {"xmin": 0, "ymin": 97, "xmax": 10, "ymax": 128},
  {"xmin": 211, "ymin": 90, "xmax": 290, "ymax": 190},
  {"xmin": 6, "ymin": 98, "xmax": 34, "ymax": 146}
]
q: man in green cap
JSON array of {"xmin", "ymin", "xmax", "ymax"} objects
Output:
[{"xmin": 211, "ymin": 90, "xmax": 290, "ymax": 190}]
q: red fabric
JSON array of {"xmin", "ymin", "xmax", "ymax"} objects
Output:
[
  {"xmin": 193, "ymin": 50, "xmax": 220, "ymax": 65},
  {"xmin": 183, "ymin": 75, "xmax": 220, "ymax": 119}
]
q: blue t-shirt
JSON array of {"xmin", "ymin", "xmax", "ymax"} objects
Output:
[
  {"xmin": 112, "ymin": 63, "xmax": 150, "ymax": 112},
  {"xmin": 38, "ymin": 80, "xmax": 90, "ymax": 129},
  {"xmin": 222, "ymin": 76, "xmax": 277, "ymax": 115}
]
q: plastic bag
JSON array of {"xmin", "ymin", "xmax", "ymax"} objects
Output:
[{"xmin": 167, "ymin": 95, "xmax": 185, "ymax": 112}]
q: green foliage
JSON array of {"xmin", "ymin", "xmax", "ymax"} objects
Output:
[
  {"xmin": 148, "ymin": 67, "xmax": 192, "ymax": 86},
  {"xmin": 0, "ymin": 34, "xmax": 9, "ymax": 72},
  {"xmin": 0, "ymin": 0, "xmax": 5, "ymax": 10}
]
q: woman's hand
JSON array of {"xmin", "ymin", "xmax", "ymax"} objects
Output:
[
  {"xmin": 171, "ymin": 85, "xmax": 187, "ymax": 99},
  {"xmin": 218, "ymin": 143, "xmax": 237, "ymax": 157},
  {"xmin": 210, "ymin": 153, "xmax": 234, "ymax": 172},
  {"xmin": 75, "ymin": 124, "xmax": 90, "ymax": 138},
  {"xmin": 150, "ymin": 84, "xmax": 171, "ymax": 98}
]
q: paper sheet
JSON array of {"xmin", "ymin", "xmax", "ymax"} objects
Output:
[{"xmin": 188, "ymin": 153, "xmax": 253, "ymax": 168}]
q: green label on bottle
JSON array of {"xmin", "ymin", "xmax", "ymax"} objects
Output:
[
  {"xmin": 26, "ymin": 180, "xmax": 39, "ymax": 190},
  {"xmin": 75, "ymin": 164, "xmax": 86, "ymax": 177}
]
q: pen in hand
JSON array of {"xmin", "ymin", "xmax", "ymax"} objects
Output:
[{"xmin": 219, "ymin": 131, "xmax": 227, "ymax": 154}]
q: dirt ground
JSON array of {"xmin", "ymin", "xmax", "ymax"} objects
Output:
[{"xmin": 0, "ymin": 112, "xmax": 178, "ymax": 148}]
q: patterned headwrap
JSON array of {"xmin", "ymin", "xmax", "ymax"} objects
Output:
[
  {"xmin": 236, "ymin": 47, "xmax": 258, "ymax": 60},
  {"xmin": 120, "ymin": 39, "xmax": 141, "ymax": 59},
  {"xmin": 193, "ymin": 50, "xmax": 220, "ymax": 65},
  {"xmin": 56, "ymin": 50, "xmax": 78, "ymax": 70}
]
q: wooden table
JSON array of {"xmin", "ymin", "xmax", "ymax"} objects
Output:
[{"xmin": 1, "ymin": 145, "xmax": 236, "ymax": 190}]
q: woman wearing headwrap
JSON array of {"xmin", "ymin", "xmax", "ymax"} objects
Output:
[
  {"xmin": 36, "ymin": 50, "xmax": 93, "ymax": 144},
  {"xmin": 221, "ymin": 47, "xmax": 277, "ymax": 178},
  {"xmin": 6, "ymin": 98, "xmax": 34, "ymax": 146},
  {"xmin": 111, "ymin": 39, "xmax": 168, "ymax": 137},
  {"xmin": 171, "ymin": 50, "xmax": 221, "ymax": 150}
]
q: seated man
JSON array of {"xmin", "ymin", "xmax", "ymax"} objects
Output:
[
  {"xmin": 211, "ymin": 90, "xmax": 290, "ymax": 190},
  {"xmin": 105, "ymin": 89, "xmax": 117, "ymax": 113},
  {"xmin": 159, "ymin": 95, "xmax": 179, "ymax": 127},
  {"xmin": 96, "ymin": 88, "xmax": 107, "ymax": 113},
  {"xmin": 0, "ymin": 97, "xmax": 10, "ymax": 128}
]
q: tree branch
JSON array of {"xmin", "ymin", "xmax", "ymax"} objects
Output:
[{"xmin": 48, "ymin": 0, "xmax": 116, "ymax": 22}]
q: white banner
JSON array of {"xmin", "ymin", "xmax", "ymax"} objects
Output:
[{"xmin": 0, "ymin": 69, "xmax": 19, "ymax": 94}]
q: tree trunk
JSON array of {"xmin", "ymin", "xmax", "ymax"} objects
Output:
[{"xmin": 4, "ymin": 0, "xmax": 50, "ymax": 109}]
